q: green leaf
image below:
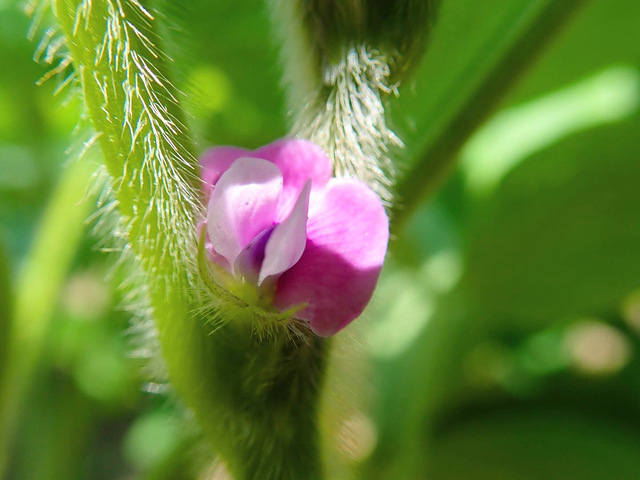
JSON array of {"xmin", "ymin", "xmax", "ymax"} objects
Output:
[
  {"xmin": 507, "ymin": 0, "xmax": 640, "ymax": 104},
  {"xmin": 463, "ymin": 112, "xmax": 640, "ymax": 324},
  {"xmin": 164, "ymin": 0, "xmax": 288, "ymax": 147},
  {"xmin": 453, "ymin": 0, "xmax": 640, "ymax": 325},
  {"xmin": 390, "ymin": 0, "xmax": 589, "ymax": 229},
  {"xmin": 429, "ymin": 410, "xmax": 640, "ymax": 480}
]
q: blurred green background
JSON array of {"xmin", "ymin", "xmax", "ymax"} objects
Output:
[{"xmin": 1, "ymin": 0, "xmax": 640, "ymax": 478}]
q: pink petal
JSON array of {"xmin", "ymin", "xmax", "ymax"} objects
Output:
[
  {"xmin": 200, "ymin": 146, "xmax": 251, "ymax": 194},
  {"xmin": 206, "ymin": 157, "xmax": 282, "ymax": 270},
  {"xmin": 274, "ymin": 178, "xmax": 389, "ymax": 336},
  {"xmin": 259, "ymin": 180, "xmax": 311, "ymax": 285},
  {"xmin": 254, "ymin": 139, "xmax": 333, "ymax": 218}
]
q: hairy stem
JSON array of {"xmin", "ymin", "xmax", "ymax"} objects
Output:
[
  {"xmin": 293, "ymin": 44, "xmax": 401, "ymax": 203},
  {"xmin": 188, "ymin": 325, "xmax": 328, "ymax": 480},
  {"xmin": 52, "ymin": 2, "xmax": 328, "ymax": 478},
  {"xmin": 271, "ymin": 1, "xmax": 440, "ymax": 203}
]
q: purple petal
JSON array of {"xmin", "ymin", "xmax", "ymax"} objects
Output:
[
  {"xmin": 206, "ymin": 157, "xmax": 282, "ymax": 270},
  {"xmin": 254, "ymin": 139, "xmax": 332, "ymax": 218},
  {"xmin": 274, "ymin": 178, "xmax": 389, "ymax": 336},
  {"xmin": 200, "ymin": 146, "xmax": 251, "ymax": 194},
  {"xmin": 234, "ymin": 226, "xmax": 275, "ymax": 284},
  {"xmin": 259, "ymin": 181, "xmax": 311, "ymax": 285}
]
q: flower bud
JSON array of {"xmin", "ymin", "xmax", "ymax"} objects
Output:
[{"xmin": 199, "ymin": 138, "xmax": 389, "ymax": 336}]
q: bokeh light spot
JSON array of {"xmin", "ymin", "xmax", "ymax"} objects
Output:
[
  {"xmin": 62, "ymin": 269, "xmax": 111, "ymax": 320},
  {"xmin": 336, "ymin": 414, "xmax": 378, "ymax": 462},
  {"xmin": 564, "ymin": 319, "xmax": 631, "ymax": 375},
  {"xmin": 124, "ymin": 411, "xmax": 187, "ymax": 471},
  {"xmin": 188, "ymin": 65, "xmax": 232, "ymax": 114}
]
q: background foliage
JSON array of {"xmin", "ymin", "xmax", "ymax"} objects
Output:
[{"xmin": 1, "ymin": 0, "xmax": 639, "ymax": 478}]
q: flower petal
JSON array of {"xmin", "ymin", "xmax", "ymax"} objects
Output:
[
  {"xmin": 234, "ymin": 226, "xmax": 275, "ymax": 284},
  {"xmin": 254, "ymin": 139, "xmax": 332, "ymax": 218},
  {"xmin": 207, "ymin": 157, "xmax": 282, "ymax": 269},
  {"xmin": 200, "ymin": 146, "xmax": 251, "ymax": 194},
  {"xmin": 259, "ymin": 180, "xmax": 311, "ymax": 285},
  {"xmin": 274, "ymin": 178, "xmax": 389, "ymax": 336}
]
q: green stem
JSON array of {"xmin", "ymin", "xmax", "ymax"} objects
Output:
[
  {"xmin": 183, "ymin": 324, "xmax": 328, "ymax": 480},
  {"xmin": 0, "ymin": 157, "xmax": 95, "ymax": 478},
  {"xmin": 0, "ymin": 246, "xmax": 11, "ymax": 409},
  {"xmin": 391, "ymin": 0, "xmax": 590, "ymax": 233},
  {"xmin": 53, "ymin": 1, "xmax": 328, "ymax": 477}
]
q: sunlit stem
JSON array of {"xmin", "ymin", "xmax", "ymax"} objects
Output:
[{"xmin": 53, "ymin": 2, "xmax": 329, "ymax": 478}]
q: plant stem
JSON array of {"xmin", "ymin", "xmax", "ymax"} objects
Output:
[
  {"xmin": 0, "ymin": 157, "xmax": 95, "ymax": 478},
  {"xmin": 190, "ymin": 325, "xmax": 328, "ymax": 480},
  {"xmin": 0, "ymin": 246, "xmax": 10, "ymax": 402},
  {"xmin": 53, "ymin": 2, "xmax": 328, "ymax": 477}
]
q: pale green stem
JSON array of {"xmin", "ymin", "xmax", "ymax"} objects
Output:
[
  {"xmin": 0, "ymin": 157, "xmax": 95, "ymax": 478},
  {"xmin": 0, "ymin": 247, "xmax": 11, "ymax": 415}
]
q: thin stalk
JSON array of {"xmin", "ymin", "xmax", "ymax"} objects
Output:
[
  {"xmin": 0, "ymin": 247, "xmax": 10, "ymax": 398},
  {"xmin": 0, "ymin": 157, "xmax": 95, "ymax": 478}
]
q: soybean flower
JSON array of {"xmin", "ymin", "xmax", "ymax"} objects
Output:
[{"xmin": 200, "ymin": 139, "xmax": 388, "ymax": 336}]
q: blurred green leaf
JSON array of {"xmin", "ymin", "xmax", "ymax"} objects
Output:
[
  {"xmin": 0, "ymin": 245, "xmax": 11, "ymax": 390},
  {"xmin": 430, "ymin": 410, "xmax": 640, "ymax": 480},
  {"xmin": 11, "ymin": 373, "xmax": 97, "ymax": 480},
  {"xmin": 508, "ymin": 0, "xmax": 640, "ymax": 104},
  {"xmin": 124, "ymin": 409, "xmax": 194, "ymax": 473},
  {"xmin": 463, "ymin": 112, "xmax": 640, "ymax": 323},
  {"xmin": 391, "ymin": 0, "xmax": 588, "ymax": 228},
  {"xmin": 371, "ymin": 89, "xmax": 640, "ymax": 479},
  {"xmin": 163, "ymin": 0, "xmax": 287, "ymax": 148},
  {"xmin": 462, "ymin": 66, "xmax": 639, "ymax": 195}
]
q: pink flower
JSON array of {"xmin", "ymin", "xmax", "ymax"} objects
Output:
[{"xmin": 200, "ymin": 139, "xmax": 389, "ymax": 336}]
